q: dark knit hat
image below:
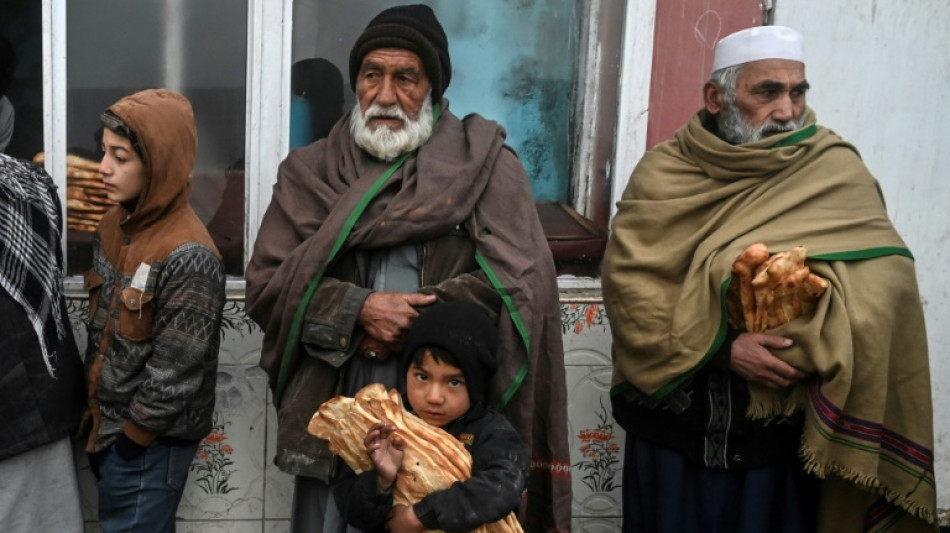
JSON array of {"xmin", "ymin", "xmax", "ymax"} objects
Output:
[
  {"xmin": 402, "ymin": 301, "xmax": 498, "ymax": 406},
  {"xmin": 348, "ymin": 4, "xmax": 451, "ymax": 102}
]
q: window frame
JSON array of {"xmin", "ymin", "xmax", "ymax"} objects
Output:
[{"xmin": 44, "ymin": 0, "xmax": 654, "ymax": 294}]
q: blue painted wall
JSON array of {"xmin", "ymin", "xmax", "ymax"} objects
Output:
[{"xmin": 293, "ymin": 0, "xmax": 577, "ymax": 202}]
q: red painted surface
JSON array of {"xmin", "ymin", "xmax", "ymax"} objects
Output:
[{"xmin": 647, "ymin": 0, "xmax": 763, "ymax": 148}]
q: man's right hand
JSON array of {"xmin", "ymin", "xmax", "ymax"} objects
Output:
[
  {"xmin": 357, "ymin": 292, "xmax": 437, "ymax": 348},
  {"xmin": 729, "ymin": 332, "xmax": 808, "ymax": 389}
]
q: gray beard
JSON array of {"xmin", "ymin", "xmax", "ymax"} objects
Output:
[
  {"xmin": 350, "ymin": 98, "xmax": 434, "ymax": 161},
  {"xmin": 717, "ymin": 103, "xmax": 804, "ymax": 145}
]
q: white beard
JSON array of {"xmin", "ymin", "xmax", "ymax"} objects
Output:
[
  {"xmin": 350, "ymin": 97, "xmax": 434, "ymax": 161},
  {"xmin": 718, "ymin": 103, "xmax": 804, "ymax": 145}
]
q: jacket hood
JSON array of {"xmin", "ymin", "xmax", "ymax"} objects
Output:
[{"xmin": 106, "ymin": 89, "xmax": 196, "ymax": 232}]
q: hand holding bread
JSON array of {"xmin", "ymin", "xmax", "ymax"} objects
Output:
[{"xmin": 308, "ymin": 383, "xmax": 523, "ymax": 533}]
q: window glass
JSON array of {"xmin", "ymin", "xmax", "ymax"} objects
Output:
[
  {"xmin": 0, "ymin": 1, "xmax": 44, "ymax": 160},
  {"xmin": 291, "ymin": 0, "xmax": 576, "ymax": 202},
  {"xmin": 65, "ymin": 0, "xmax": 247, "ymax": 276}
]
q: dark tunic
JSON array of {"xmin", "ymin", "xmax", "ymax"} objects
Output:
[{"xmin": 333, "ymin": 403, "xmax": 527, "ymax": 532}]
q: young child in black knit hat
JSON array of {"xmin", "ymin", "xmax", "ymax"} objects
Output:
[{"xmin": 332, "ymin": 301, "xmax": 528, "ymax": 532}]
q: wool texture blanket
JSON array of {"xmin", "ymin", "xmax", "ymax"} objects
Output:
[
  {"xmin": 246, "ymin": 102, "xmax": 571, "ymax": 531},
  {"xmin": 604, "ymin": 109, "xmax": 935, "ymax": 531}
]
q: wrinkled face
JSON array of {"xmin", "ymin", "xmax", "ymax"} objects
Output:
[
  {"xmin": 99, "ymin": 128, "xmax": 146, "ymax": 203},
  {"xmin": 356, "ymin": 48, "xmax": 431, "ymax": 129},
  {"xmin": 406, "ymin": 350, "xmax": 470, "ymax": 428},
  {"xmin": 351, "ymin": 48, "xmax": 435, "ymax": 161},
  {"xmin": 706, "ymin": 59, "xmax": 809, "ymax": 144}
]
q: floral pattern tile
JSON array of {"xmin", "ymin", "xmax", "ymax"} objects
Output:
[
  {"xmin": 217, "ymin": 301, "xmax": 265, "ymax": 366},
  {"xmin": 561, "ymin": 303, "xmax": 612, "ymax": 366},
  {"xmin": 566, "ymin": 364, "xmax": 624, "ymax": 518},
  {"xmin": 560, "ymin": 302, "xmax": 608, "ymax": 336},
  {"xmin": 179, "ymin": 365, "xmax": 268, "ymax": 520}
]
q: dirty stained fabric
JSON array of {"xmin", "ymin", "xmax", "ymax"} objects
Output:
[
  {"xmin": 604, "ymin": 108, "xmax": 936, "ymax": 531},
  {"xmin": 246, "ymin": 100, "xmax": 571, "ymax": 531}
]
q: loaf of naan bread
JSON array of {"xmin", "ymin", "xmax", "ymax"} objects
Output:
[
  {"xmin": 308, "ymin": 383, "xmax": 524, "ymax": 533},
  {"xmin": 33, "ymin": 152, "xmax": 117, "ymax": 232},
  {"xmin": 727, "ymin": 243, "xmax": 829, "ymax": 332}
]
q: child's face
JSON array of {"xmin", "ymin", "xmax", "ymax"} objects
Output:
[
  {"xmin": 406, "ymin": 350, "xmax": 471, "ymax": 428},
  {"xmin": 99, "ymin": 128, "xmax": 146, "ymax": 204}
]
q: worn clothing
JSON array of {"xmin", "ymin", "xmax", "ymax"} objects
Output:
[
  {"xmin": 0, "ymin": 158, "xmax": 85, "ymax": 462},
  {"xmin": 292, "ymin": 477, "xmax": 363, "ymax": 533},
  {"xmin": 0, "ymin": 95, "xmax": 12, "ymax": 152},
  {"xmin": 0, "ymin": 437, "xmax": 84, "ymax": 533},
  {"xmin": 604, "ymin": 108, "xmax": 935, "ymax": 531},
  {"xmin": 333, "ymin": 405, "xmax": 528, "ymax": 532},
  {"xmin": 90, "ymin": 439, "xmax": 199, "ymax": 533},
  {"xmin": 83, "ymin": 89, "xmax": 226, "ymax": 456},
  {"xmin": 612, "ymin": 329, "xmax": 803, "ymax": 471},
  {"xmin": 0, "ymin": 154, "xmax": 71, "ymax": 378},
  {"xmin": 0, "ymin": 155, "xmax": 85, "ymax": 532},
  {"xmin": 0, "ymin": 286, "xmax": 85, "ymax": 459},
  {"xmin": 246, "ymin": 100, "xmax": 570, "ymax": 530},
  {"xmin": 622, "ymin": 437, "xmax": 818, "ymax": 533}
]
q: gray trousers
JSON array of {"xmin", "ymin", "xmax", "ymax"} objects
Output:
[{"xmin": 0, "ymin": 437, "xmax": 84, "ymax": 533}]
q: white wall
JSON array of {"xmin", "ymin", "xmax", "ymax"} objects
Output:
[{"xmin": 776, "ymin": 1, "xmax": 950, "ymax": 511}]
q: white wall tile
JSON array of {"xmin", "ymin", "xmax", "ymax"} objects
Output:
[
  {"xmin": 565, "ymin": 364, "xmax": 624, "ymax": 518},
  {"xmin": 178, "ymin": 365, "xmax": 268, "ymax": 520}
]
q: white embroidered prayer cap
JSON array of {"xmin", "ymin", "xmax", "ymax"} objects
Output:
[{"xmin": 711, "ymin": 25, "xmax": 804, "ymax": 73}]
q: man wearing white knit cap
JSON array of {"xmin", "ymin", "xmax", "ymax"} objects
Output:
[{"xmin": 605, "ymin": 25, "xmax": 936, "ymax": 532}]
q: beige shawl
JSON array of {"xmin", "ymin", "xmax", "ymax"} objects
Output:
[{"xmin": 604, "ymin": 109, "xmax": 935, "ymax": 531}]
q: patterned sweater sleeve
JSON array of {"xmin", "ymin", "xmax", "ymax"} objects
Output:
[{"xmin": 126, "ymin": 243, "xmax": 226, "ymax": 442}]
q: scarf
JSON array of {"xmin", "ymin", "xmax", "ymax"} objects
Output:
[
  {"xmin": 246, "ymin": 102, "xmax": 571, "ymax": 531},
  {"xmin": 0, "ymin": 96, "xmax": 14, "ymax": 152},
  {"xmin": 604, "ymin": 109, "xmax": 936, "ymax": 531},
  {"xmin": 0, "ymin": 154, "xmax": 67, "ymax": 378}
]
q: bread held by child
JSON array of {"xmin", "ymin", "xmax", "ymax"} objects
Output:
[{"xmin": 309, "ymin": 383, "xmax": 523, "ymax": 533}]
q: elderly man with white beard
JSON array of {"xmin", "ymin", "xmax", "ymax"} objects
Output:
[
  {"xmin": 604, "ymin": 26, "xmax": 935, "ymax": 532},
  {"xmin": 245, "ymin": 5, "xmax": 571, "ymax": 533}
]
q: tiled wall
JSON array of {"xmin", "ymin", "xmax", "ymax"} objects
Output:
[{"xmin": 68, "ymin": 299, "xmax": 620, "ymax": 532}]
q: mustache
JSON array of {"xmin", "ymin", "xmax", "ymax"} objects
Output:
[
  {"xmin": 365, "ymin": 105, "xmax": 408, "ymax": 121},
  {"xmin": 761, "ymin": 122, "xmax": 797, "ymax": 135}
]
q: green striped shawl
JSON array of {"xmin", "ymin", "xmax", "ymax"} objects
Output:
[{"xmin": 604, "ymin": 108, "xmax": 935, "ymax": 530}]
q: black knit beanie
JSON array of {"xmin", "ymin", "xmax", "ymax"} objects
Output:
[
  {"xmin": 402, "ymin": 301, "xmax": 498, "ymax": 407},
  {"xmin": 348, "ymin": 4, "xmax": 451, "ymax": 102}
]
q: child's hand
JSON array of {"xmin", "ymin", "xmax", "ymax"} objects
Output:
[
  {"xmin": 365, "ymin": 421, "xmax": 404, "ymax": 490},
  {"xmin": 386, "ymin": 504, "xmax": 424, "ymax": 533}
]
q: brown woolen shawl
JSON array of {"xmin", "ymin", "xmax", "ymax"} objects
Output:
[
  {"xmin": 603, "ymin": 109, "xmax": 935, "ymax": 528},
  {"xmin": 245, "ymin": 104, "xmax": 571, "ymax": 531}
]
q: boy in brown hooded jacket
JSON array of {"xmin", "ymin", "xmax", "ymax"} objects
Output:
[{"xmin": 81, "ymin": 89, "xmax": 226, "ymax": 533}]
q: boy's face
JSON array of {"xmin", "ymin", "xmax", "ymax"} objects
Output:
[
  {"xmin": 406, "ymin": 350, "xmax": 471, "ymax": 428},
  {"xmin": 99, "ymin": 128, "xmax": 146, "ymax": 204}
]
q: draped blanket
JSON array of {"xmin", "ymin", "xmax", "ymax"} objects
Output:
[
  {"xmin": 603, "ymin": 109, "xmax": 936, "ymax": 531},
  {"xmin": 246, "ymin": 103, "xmax": 571, "ymax": 531}
]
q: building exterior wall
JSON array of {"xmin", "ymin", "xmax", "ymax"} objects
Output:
[{"xmin": 775, "ymin": 1, "xmax": 950, "ymax": 520}]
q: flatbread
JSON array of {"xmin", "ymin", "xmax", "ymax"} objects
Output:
[
  {"xmin": 309, "ymin": 383, "xmax": 523, "ymax": 533},
  {"xmin": 727, "ymin": 243, "xmax": 829, "ymax": 332},
  {"xmin": 32, "ymin": 152, "xmax": 102, "ymax": 172}
]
